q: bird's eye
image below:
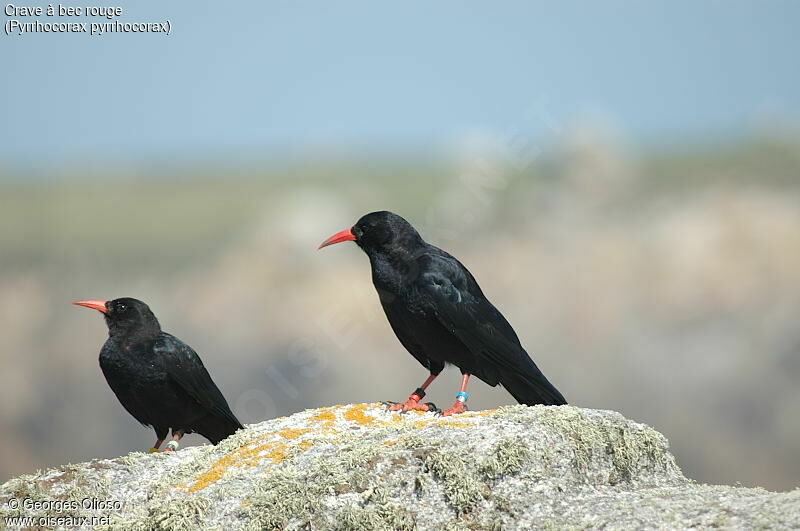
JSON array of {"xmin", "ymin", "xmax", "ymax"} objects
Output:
[{"xmin": 118, "ymin": 304, "xmax": 126, "ymax": 311}]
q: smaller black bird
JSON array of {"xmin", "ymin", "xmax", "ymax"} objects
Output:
[{"xmin": 74, "ymin": 297, "xmax": 243, "ymax": 452}]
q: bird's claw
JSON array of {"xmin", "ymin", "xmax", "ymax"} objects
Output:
[
  {"xmin": 385, "ymin": 399, "xmax": 438, "ymax": 414},
  {"xmin": 439, "ymin": 402, "xmax": 468, "ymax": 416}
]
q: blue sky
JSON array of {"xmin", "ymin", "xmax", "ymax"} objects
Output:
[{"xmin": 3, "ymin": 1, "xmax": 799, "ymax": 169}]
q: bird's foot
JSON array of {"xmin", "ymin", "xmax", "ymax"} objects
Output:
[
  {"xmin": 385, "ymin": 399, "xmax": 438, "ymax": 413},
  {"xmin": 438, "ymin": 401, "xmax": 468, "ymax": 416}
]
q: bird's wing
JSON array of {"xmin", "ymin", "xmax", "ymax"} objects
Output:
[
  {"xmin": 416, "ymin": 254, "xmax": 566, "ymax": 405},
  {"xmin": 98, "ymin": 347, "xmax": 155, "ymax": 427},
  {"xmin": 418, "ymin": 267, "xmax": 529, "ymax": 371},
  {"xmin": 154, "ymin": 334, "xmax": 243, "ymax": 429},
  {"xmin": 381, "ymin": 301, "xmax": 446, "ymax": 374}
]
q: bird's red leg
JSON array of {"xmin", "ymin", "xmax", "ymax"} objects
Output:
[
  {"xmin": 388, "ymin": 373, "xmax": 439, "ymax": 412},
  {"xmin": 162, "ymin": 430, "xmax": 184, "ymax": 452},
  {"xmin": 148, "ymin": 437, "xmax": 165, "ymax": 453},
  {"xmin": 441, "ymin": 373, "xmax": 471, "ymax": 416}
]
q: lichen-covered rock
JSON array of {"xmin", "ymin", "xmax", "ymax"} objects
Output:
[{"xmin": 1, "ymin": 404, "xmax": 797, "ymax": 529}]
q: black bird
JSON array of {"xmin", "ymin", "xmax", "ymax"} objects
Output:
[
  {"xmin": 319, "ymin": 211, "xmax": 566, "ymax": 416},
  {"xmin": 73, "ymin": 297, "xmax": 243, "ymax": 451}
]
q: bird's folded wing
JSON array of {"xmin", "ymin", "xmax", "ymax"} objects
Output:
[
  {"xmin": 419, "ymin": 271, "xmax": 530, "ymax": 372},
  {"xmin": 156, "ymin": 335, "xmax": 242, "ymax": 427}
]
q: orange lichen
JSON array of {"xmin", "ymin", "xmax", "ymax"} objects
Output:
[
  {"xmin": 310, "ymin": 407, "xmax": 339, "ymax": 427},
  {"xmin": 436, "ymin": 420, "xmax": 474, "ymax": 429},
  {"xmin": 277, "ymin": 427, "xmax": 311, "ymax": 440},
  {"xmin": 453, "ymin": 409, "xmax": 497, "ymax": 418},
  {"xmin": 263, "ymin": 446, "xmax": 288, "ymax": 464},
  {"xmin": 187, "ymin": 434, "xmax": 290, "ymax": 493},
  {"xmin": 298, "ymin": 441, "xmax": 314, "ymax": 450},
  {"xmin": 343, "ymin": 404, "xmax": 378, "ymax": 425}
]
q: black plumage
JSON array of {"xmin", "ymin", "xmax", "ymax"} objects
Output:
[
  {"xmin": 319, "ymin": 211, "xmax": 566, "ymax": 415},
  {"xmin": 74, "ymin": 297, "xmax": 243, "ymax": 451}
]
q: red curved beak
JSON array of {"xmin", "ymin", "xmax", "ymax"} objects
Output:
[
  {"xmin": 73, "ymin": 300, "xmax": 109, "ymax": 314},
  {"xmin": 318, "ymin": 228, "xmax": 357, "ymax": 249}
]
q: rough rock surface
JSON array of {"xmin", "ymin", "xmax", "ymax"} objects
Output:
[{"xmin": 1, "ymin": 404, "xmax": 798, "ymax": 530}]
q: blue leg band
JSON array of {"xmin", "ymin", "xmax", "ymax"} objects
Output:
[{"xmin": 456, "ymin": 391, "xmax": 469, "ymax": 403}]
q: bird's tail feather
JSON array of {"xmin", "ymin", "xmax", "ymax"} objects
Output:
[
  {"xmin": 195, "ymin": 414, "xmax": 244, "ymax": 445},
  {"xmin": 500, "ymin": 355, "xmax": 567, "ymax": 406}
]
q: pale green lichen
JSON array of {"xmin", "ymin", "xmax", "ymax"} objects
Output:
[
  {"xmin": 330, "ymin": 487, "xmax": 415, "ymax": 531},
  {"xmin": 61, "ymin": 466, "xmax": 112, "ymax": 505},
  {"xmin": 144, "ymin": 496, "xmax": 213, "ymax": 531},
  {"xmin": 479, "ymin": 437, "xmax": 530, "ymax": 479},
  {"xmin": 0, "ymin": 464, "xmax": 116, "ymax": 524},
  {"xmin": 333, "ymin": 501, "xmax": 415, "ymax": 531},
  {"xmin": 244, "ymin": 468, "xmax": 323, "ymax": 529},
  {"xmin": 3, "ymin": 471, "xmax": 48, "ymax": 501},
  {"xmin": 443, "ymin": 513, "xmax": 504, "ymax": 531},
  {"xmin": 499, "ymin": 405, "xmax": 680, "ymax": 484},
  {"xmin": 423, "ymin": 447, "xmax": 488, "ymax": 514},
  {"xmin": 241, "ymin": 428, "xmax": 418, "ymax": 528}
]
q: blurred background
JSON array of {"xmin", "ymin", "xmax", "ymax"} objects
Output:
[{"xmin": 2, "ymin": 1, "xmax": 799, "ymax": 491}]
